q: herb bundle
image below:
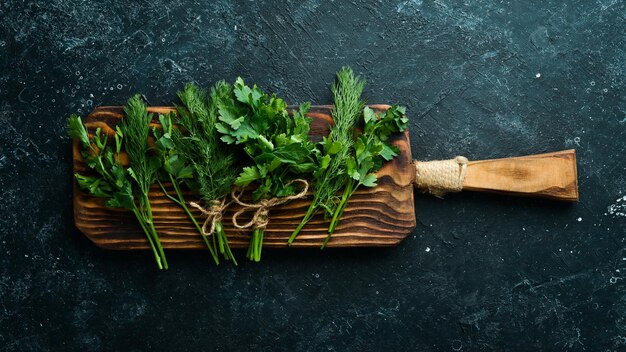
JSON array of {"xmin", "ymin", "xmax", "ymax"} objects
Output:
[
  {"xmin": 216, "ymin": 77, "xmax": 317, "ymax": 261},
  {"xmin": 325, "ymin": 104, "xmax": 409, "ymax": 244},
  {"xmin": 155, "ymin": 82, "xmax": 239, "ymax": 265},
  {"xmin": 288, "ymin": 66, "xmax": 365, "ymax": 245},
  {"xmin": 70, "ymin": 68, "xmax": 410, "ymax": 265},
  {"xmin": 69, "ymin": 95, "xmax": 168, "ymax": 269},
  {"xmin": 287, "ymin": 66, "xmax": 409, "ymax": 247}
]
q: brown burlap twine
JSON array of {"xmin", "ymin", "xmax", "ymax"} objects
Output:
[
  {"xmin": 189, "ymin": 198, "xmax": 229, "ymax": 237},
  {"xmin": 231, "ymin": 179, "xmax": 309, "ymax": 230},
  {"xmin": 413, "ymin": 156, "xmax": 469, "ymax": 198}
]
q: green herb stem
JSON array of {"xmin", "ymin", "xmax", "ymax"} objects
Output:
[
  {"xmin": 163, "ymin": 175, "xmax": 220, "ymax": 265},
  {"xmin": 257, "ymin": 229, "xmax": 264, "ymax": 262},
  {"xmin": 141, "ymin": 192, "xmax": 169, "ymax": 270},
  {"xmin": 288, "ymin": 196, "xmax": 319, "ymax": 245},
  {"xmin": 157, "ymin": 179, "xmax": 183, "ymax": 206},
  {"xmin": 247, "ymin": 228, "xmax": 264, "ymax": 262},
  {"xmin": 215, "ymin": 221, "xmax": 237, "ymax": 265},
  {"xmin": 325, "ymin": 178, "xmax": 357, "ymax": 246},
  {"xmin": 131, "ymin": 205, "xmax": 163, "ymax": 270}
]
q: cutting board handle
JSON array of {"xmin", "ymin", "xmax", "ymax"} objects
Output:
[{"xmin": 413, "ymin": 149, "xmax": 578, "ymax": 201}]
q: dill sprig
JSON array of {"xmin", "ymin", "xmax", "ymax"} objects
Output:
[
  {"xmin": 176, "ymin": 82, "xmax": 237, "ymax": 202},
  {"xmin": 119, "ymin": 95, "xmax": 168, "ymax": 268}
]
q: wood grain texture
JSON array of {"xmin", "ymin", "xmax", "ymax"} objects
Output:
[
  {"xmin": 73, "ymin": 105, "xmax": 416, "ymax": 250},
  {"xmin": 462, "ymin": 149, "xmax": 578, "ymax": 201}
]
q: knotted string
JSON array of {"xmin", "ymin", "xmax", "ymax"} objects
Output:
[
  {"xmin": 413, "ymin": 156, "xmax": 469, "ymax": 198},
  {"xmin": 189, "ymin": 198, "xmax": 230, "ymax": 237},
  {"xmin": 231, "ymin": 179, "xmax": 309, "ymax": 230}
]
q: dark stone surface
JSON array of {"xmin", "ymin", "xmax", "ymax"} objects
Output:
[{"xmin": 1, "ymin": 0, "xmax": 624, "ymax": 350}]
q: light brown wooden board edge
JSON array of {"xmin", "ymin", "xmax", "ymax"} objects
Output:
[{"xmin": 72, "ymin": 105, "xmax": 416, "ymax": 250}]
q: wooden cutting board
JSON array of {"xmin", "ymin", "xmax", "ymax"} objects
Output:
[
  {"xmin": 73, "ymin": 105, "xmax": 416, "ymax": 249},
  {"xmin": 73, "ymin": 105, "xmax": 579, "ymax": 250}
]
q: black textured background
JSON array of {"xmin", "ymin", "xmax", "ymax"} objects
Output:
[{"xmin": 1, "ymin": 1, "xmax": 625, "ymax": 351}]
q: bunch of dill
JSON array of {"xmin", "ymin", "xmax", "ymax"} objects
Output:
[{"xmin": 156, "ymin": 82, "xmax": 240, "ymax": 264}]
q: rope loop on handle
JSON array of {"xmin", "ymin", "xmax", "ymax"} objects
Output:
[{"xmin": 413, "ymin": 156, "xmax": 468, "ymax": 198}]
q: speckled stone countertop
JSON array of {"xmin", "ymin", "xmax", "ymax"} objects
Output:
[{"xmin": 1, "ymin": 1, "xmax": 625, "ymax": 351}]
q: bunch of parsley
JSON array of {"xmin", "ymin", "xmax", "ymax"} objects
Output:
[
  {"xmin": 216, "ymin": 77, "xmax": 317, "ymax": 261},
  {"xmin": 68, "ymin": 95, "xmax": 168, "ymax": 269}
]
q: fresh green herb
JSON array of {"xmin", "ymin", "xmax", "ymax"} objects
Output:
[
  {"xmin": 68, "ymin": 95, "xmax": 168, "ymax": 269},
  {"xmin": 288, "ymin": 66, "xmax": 365, "ymax": 245},
  {"xmin": 155, "ymin": 82, "xmax": 239, "ymax": 265},
  {"xmin": 153, "ymin": 111, "xmax": 220, "ymax": 264},
  {"xmin": 217, "ymin": 77, "xmax": 317, "ymax": 261},
  {"xmin": 325, "ymin": 104, "xmax": 409, "ymax": 245}
]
